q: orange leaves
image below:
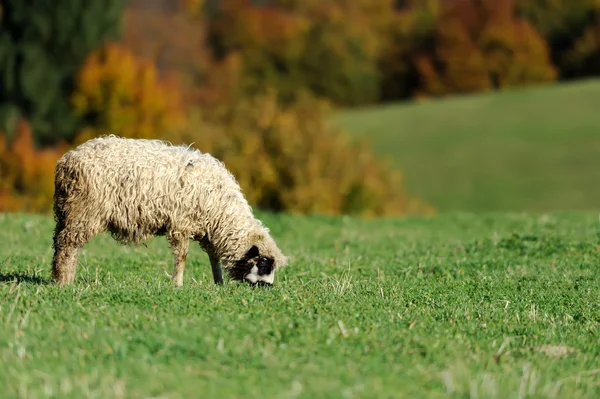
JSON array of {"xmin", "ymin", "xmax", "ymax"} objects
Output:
[
  {"xmin": 416, "ymin": 0, "xmax": 556, "ymax": 97},
  {"xmin": 71, "ymin": 43, "xmax": 185, "ymax": 140},
  {"xmin": 0, "ymin": 119, "xmax": 66, "ymax": 213}
]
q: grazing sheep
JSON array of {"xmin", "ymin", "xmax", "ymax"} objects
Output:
[{"xmin": 51, "ymin": 135, "xmax": 288, "ymax": 287}]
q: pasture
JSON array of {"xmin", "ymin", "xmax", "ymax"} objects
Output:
[
  {"xmin": 333, "ymin": 79, "xmax": 600, "ymax": 213},
  {"xmin": 1, "ymin": 211, "xmax": 599, "ymax": 398}
]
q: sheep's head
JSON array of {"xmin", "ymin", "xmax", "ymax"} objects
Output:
[
  {"xmin": 227, "ymin": 227, "xmax": 288, "ymax": 287},
  {"xmin": 229, "ymin": 245, "xmax": 276, "ymax": 287}
]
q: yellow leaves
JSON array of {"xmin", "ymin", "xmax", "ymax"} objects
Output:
[
  {"xmin": 175, "ymin": 90, "xmax": 433, "ymax": 217},
  {"xmin": 479, "ymin": 18, "xmax": 557, "ymax": 88},
  {"xmin": 72, "ymin": 43, "xmax": 185, "ymax": 141}
]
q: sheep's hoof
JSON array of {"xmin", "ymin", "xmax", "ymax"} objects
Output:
[{"xmin": 172, "ymin": 278, "xmax": 183, "ymax": 288}]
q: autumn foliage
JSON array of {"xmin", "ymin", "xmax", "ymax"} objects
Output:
[
  {"xmin": 207, "ymin": 0, "xmax": 393, "ymax": 105},
  {"xmin": 517, "ymin": 0, "xmax": 600, "ymax": 79},
  {"xmin": 1, "ymin": 0, "xmax": 599, "ymax": 216},
  {"xmin": 170, "ymin": 90, "xmax": 433, "ymax": 217},
  {"xmin": 71, "ymin": 43, "xmax": 186, "ymax": 144},
  {"xmin": 0, "ymin": 120, "xmax": 67, "ymax": 212},
  {"xmin": 415, "ymin": 0, "xmax": 557, "ymax": 96}
]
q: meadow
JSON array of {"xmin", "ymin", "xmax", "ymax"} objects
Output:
[
  {"xmin": 333, "ymin": 79, "xmax": 600, "ymax": 213},
  {"xmin": 1, "ymin": 211, "xmax": 599, "ymax": 398}
]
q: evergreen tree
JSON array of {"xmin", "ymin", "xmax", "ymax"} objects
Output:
[{"xmin": 0, "ymin": 0, "xmax": 125, "ymax": 145}]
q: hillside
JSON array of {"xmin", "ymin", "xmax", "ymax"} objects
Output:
[{"xmin": 332, "ymin": 79, "xmax": 600, "ymax": 212}]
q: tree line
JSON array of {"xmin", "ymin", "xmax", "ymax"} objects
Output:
[{"xmin": 0, "ymin": 0, "xmax": 598, "ymax": 215}]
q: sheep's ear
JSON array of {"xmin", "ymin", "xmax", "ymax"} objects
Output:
[{"xmin": 246, "ymin": 245, "xmax": 260, "ymax": 259}]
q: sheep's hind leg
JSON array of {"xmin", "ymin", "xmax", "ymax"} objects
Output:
[
  {"xmin": 209, "ymin": 254, "xmax": 224, "ymax": 285},
  {"xmin": 168, "ymin": 236, "xmax": 189, "ymax": 287},
  {"xmin": 51, "ymin": 222, "xmax": 98, "ymax": 285},
  {"xmin": 52, "ymin": 239, "xmax": 79, "ymax": 285}
]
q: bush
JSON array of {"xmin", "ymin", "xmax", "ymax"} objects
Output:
[{"xmin": 167, "ymin": 90, "xmax": 433, "ymax": 218}]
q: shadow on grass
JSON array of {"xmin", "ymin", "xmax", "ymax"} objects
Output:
[{"xmin": 0, "ymin": 272, "xmax": 49, "ymax": 285}]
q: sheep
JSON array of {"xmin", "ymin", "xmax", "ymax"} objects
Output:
[{"xmin": 51, "ymin": 135, "xmax": 288, "ymax": 287}]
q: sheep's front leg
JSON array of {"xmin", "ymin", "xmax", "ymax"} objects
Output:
[
  {"xmin": 209, "ymin": 254, "xmax": 224, "ymax": 285},
  {"xmin": 168, "ymin": 236, "xmax": 189, "ymax": 287}
]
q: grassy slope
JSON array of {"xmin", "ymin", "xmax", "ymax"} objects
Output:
[
  {"xmin": 332, "ymin": 79, "xmax": 600, "ymax": 212},
  {"xmin": 1, "ymin": 212, "xmax": 599, "ymax": 398}
]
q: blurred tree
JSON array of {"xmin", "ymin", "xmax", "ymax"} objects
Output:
[
  {"xmin": 208, "ymin": 0, "xmax": 391, "ymax": 106},
  {"xmin": 298, "ymin": 7, "xmax": 382, "ymax": 106},
  {"xmin": 122, "ymin": 0, "xmax": 211, "ymax": 105},
  {"xmin": 71, "ymin": 43, "xmax": 185, "ymax": 143},
  {"xmin": 479, "ymin": 0, "xmax": 558, "ymax": 88},
  {"xmin": 273, "ymin": 0, "xmax": 395, "ymax": 40},
  {"xmin": 0, "ymin": 0, "xmax": 125, "ymax": 146},
  {"xmin": 518, "ymin": 0, "xmax": 600, "ymax": 78},
  {"xmin": 416, "ymin": 0, "xmax": 556, "ymax": 96},
  {"xmin": 378, "ymin": 0, "xmax": 440, "ymax": 101},
  {"xmin": 566, "ymin": 21, "xmax": 600, "ymax": 77},
  {"xmin": 208, "ymin": 0, "xmax": 310, "ymax": 103}
]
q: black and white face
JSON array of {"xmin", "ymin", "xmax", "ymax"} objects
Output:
[{"xmin": 230, "ymin": 245, "xmax": 275, "ymax": 286}]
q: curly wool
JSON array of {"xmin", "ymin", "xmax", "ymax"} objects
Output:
[{"xmin": 51, "ymin": 135, "xmax": 287, "ymax": 286}]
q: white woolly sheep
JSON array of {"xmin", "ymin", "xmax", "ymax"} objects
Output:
[{"xmin": 51, "ymin": 135, "xmax": 288, "ymax": 287}]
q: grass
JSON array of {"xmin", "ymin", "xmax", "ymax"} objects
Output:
[
  {"xmin": 332, "ymin": 79, "xmax": 600, "ymax": 213},
  {"xmin": 1, "ymin": 211, "xmax": 600, "ymax": 398}
]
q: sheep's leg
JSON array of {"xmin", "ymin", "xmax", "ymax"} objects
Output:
[
  {"xmin": 193, "ymin": 235, "xmax": 223, "ymax": 285},
  {"xmin": 169, "ymin": 236, "xmax": 189, "ymax": 287},
  {"xmin": 51, "ymin": 222, "xmax": 97, "ymax": 285},
  {"xmin": 209, "ymin": 254, "xmax": 224, "ymax": 285},
  {"xmin": 52, "ymin": 241, "xmax": 79, "ymax": 285}
]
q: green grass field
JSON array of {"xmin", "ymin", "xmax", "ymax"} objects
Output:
[
  {"xmin": 1, "ymin": 212, "xmax": 599, "ymax": 398},
  {"xmin": 332, "ymin": 79, "xmax": 600, "ymax": 213}
]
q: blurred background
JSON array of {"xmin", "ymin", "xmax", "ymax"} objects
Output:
[{"xmin": 0, "ymin": 0, "xmax": 599, "ymax": 217}]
